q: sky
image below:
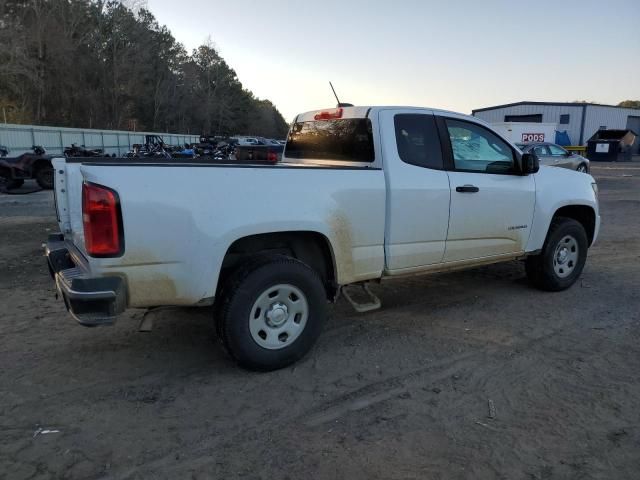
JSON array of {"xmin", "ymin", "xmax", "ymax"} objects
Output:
[{"xmin": 147, "ymin": 0, "xmax": 640, "ymax": 121}]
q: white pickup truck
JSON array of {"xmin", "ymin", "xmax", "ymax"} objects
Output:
[{"xmin": 45, "ymin": 106, "xmax": 600, "ymax": 370}]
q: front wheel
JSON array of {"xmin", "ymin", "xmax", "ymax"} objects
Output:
[
  {"xmin": 525, "ymin": 217, "xmax": 588, "ymax": 291},
  {"xmin": 576, "ymin": 163, "xmax": 589, "ymax": 173},
  {"xmin": 216, "ymin": 255, "xmax": 327, "ymax": 371}
]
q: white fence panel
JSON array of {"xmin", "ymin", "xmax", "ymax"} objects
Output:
[
  {"xmin": 61, "ymin": 132, "xmax": 85, "ymax": 147},
  {"xmin": 3, "ymin": 129, "xmax": 34, "ymax": 151},
  {"xmin": 118, "ymin": 133, "xmax": 130, "ymax": 151},
  {"xmin": 0, "ymin": 123, "xmax": 199, "ymax": 156},
  {"xmin": 102, "ymin": 132, "xmax": 120, "ymax": 155},
  {"xmin": 32, "ymin": 131, "xmax": 61, "ymax": 151}
]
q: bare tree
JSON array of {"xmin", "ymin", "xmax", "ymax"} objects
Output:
[{"xmin": 0, "ymin": 0, "xmax": 288, "ymax": 136}]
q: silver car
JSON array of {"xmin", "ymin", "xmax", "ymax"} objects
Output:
[{"xmin": 516, "ymin": 142, "xmax": 590, "ymax": 173}]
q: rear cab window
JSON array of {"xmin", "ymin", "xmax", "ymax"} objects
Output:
[
  {"xmin": 393, "ymin": 114, "xmax": 443, "ymax": 169},
  {"xmin": 285, "ymin": 114, "xmax": 374, "ymax": 164}
]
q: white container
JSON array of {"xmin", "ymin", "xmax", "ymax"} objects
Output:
[{"xmin": 490, "ymin": 122, "xmax": 558, "ymax": 144}]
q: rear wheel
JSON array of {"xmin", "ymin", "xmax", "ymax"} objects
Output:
[
  {"xmin": 216, "ymin": 254, "xmax": 327, "ymax": 371},
  {"xmin": 35, "ymin": 166, "xmax": 54, "ymax": 189},
  {"xmin": 525, "ymin": 217, "xmax": 588, "ymax": 291},
  {"xmin": 1, "ymin": 177, "xmax": 23, "ymax": 190}
]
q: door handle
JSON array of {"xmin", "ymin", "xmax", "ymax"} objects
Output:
[{"xmin": 456, "ymin": 185, "xmax": 479, "ymax": 193}]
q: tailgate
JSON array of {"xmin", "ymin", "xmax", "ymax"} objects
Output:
[{"xmin": 52, "ymin": 157, "xmax": 87, "ymax": 255}]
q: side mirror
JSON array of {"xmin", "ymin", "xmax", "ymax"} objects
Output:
[
  {"xmin": 521, "ymin": 152, "xmax": 539, "ymax": 174},
  {"xmin": 565, "ymin": 151, "xmax": 572, "ymax": 157}
]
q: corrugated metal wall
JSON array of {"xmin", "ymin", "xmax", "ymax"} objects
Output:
[
  {"xmin": 0, "ymin": 124, "xmax": 199, "ymax": 156},
  {"xmin": 474, "ymin": 103, "xmax": 640, "ymax": 146},
  {"xmin": 583, "ymin": 105, "xmax": 640, "ymax": 145},
  {"xmin": 473, "ymin": 104, "xmax": 585, "ymax": 145}
]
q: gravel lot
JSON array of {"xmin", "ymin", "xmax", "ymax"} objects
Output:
[{"xmin": 1, "ymin": 164, "xmax": 639, "ymax": 479}]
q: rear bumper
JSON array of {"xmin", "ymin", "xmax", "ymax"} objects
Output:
[{"xmin": 45, "ymin": 233, "xmax": 126, "ymax": 326}]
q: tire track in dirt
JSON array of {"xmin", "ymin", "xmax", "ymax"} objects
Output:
[{"xmin": 101, "ymin": 312, "xmax": 640, "ymax": 479}]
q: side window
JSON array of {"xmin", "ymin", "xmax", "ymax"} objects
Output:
[
  {"xmin": 394, "ymin": 114, "xmax": 443, "ymax": 169},
  {"xmin": 533, "ymin": 145, "xmax": 550, "ymax": 156},
  {"xmin": 548, "ymin": 145, "xmax": 567, "ymax": 156},
  {"xmin": 445, "ymin": 119, "xmax": 515, "ymax": 173}
]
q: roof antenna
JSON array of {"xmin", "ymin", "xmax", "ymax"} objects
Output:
[{"xmin": 329, "ymin": 81, "xmax": 353, "ymax": 108}]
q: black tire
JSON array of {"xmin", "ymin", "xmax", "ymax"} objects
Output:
[
  {"xmin": 216, "ymin": 254, "xmax": 327, "ymax": 371},
  {"xmin": 0, "ymin": 176, "xmax": 23, "ymax": 190},
  {"xmin": 576, "ymin": 163, "xmax": 589, "ymax": 173},
  {"xmin": 525, "ymin": 217, "xmax": 588, "ymax": 291},
  {"xmin": 35, "ymin": 166, "xmax": 54, "ymax": 189}
]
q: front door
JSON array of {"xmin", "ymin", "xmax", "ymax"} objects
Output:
[
  {"xmin": 547, "ymin": 144, "xmax": 573, "ymax": 168},
  {"xmin": 531, "ymin": 144, "xmax": 556, "ymax": 167},
  {"xmin": 439, "ymin": 116, "xmax": 536, "ymax": 262}
]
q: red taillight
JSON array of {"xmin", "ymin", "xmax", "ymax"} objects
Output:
[
  {"xmin": 82, "ymin": 182, "xmax": 122, "ymax": 257},
  {"xmin": 267, "ymin": 151, "xmax": 278, "ymax": 163},
  {"xmin": 314, "ymin": 108, "xmax": 343, "ymax": 120}
]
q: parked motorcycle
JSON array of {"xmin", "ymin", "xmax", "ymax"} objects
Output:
[
  {"xmin": 126, "ymin": 142, "xmax": 172, "ymax": 158},
  {"xmin": 125, "ymin": 135, "xmax": 174, "ymax": 159},
  {"xmin": 213, "ymin": 143, "xmax": 236, "ymax": 160},
  {"xmin": 64, "ymin": 144, "xmax": 104, "ymax": 157}
]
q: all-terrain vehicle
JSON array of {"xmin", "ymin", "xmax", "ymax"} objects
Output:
[
  {"xmin": 64, "ymin": 144, "xmax": 105, "ymax": 157},
  {"xmin": 0, "ymin": 146, "xmax": 54, "ymax": 191}
]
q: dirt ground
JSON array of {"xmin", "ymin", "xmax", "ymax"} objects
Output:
[{"xmin": 1, "ymin": 164, "xmax": 639, "ymax": 480}]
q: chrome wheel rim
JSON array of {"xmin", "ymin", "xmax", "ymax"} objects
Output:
[
  {"xmin": 553, "ymin": 235, "xmax": 579, "ymax": 278},
  {"xmin": 249, "ymin": 284, "xmax": 308, "ymax": 350},
  {"xmin": 577, "ymin": 164, "xmax": 587, "ymax": 173}
]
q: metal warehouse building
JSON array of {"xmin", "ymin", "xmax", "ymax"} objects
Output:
[{"xmin": 472, "ymin": 102, "xmax": 640, "ymax": 152}]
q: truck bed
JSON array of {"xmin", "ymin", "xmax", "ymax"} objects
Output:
[
  {"xmin": 62, "ymin": 155, "xmax": 380, "ymax": 168},
  {"xmin": 52, "ymin": 156, "xmax": 386, "ymax": 308}
]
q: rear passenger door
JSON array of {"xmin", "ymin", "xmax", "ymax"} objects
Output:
[{"xmin": 379, "ymin": 110, "xmax": 451, "ymax": 271}]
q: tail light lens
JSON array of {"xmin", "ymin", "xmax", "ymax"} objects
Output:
[
  {"xmin": 82, "ymin": 182, "xmax": 123, "ymax": 257},
  {"xmin": 267, "ymin": 151, "xmax": 278, "ymax": 163}
]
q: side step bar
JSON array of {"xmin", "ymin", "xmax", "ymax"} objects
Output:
[{"xmin": 341, "ymin": 283, "xmax": 381, "ymax": 313}]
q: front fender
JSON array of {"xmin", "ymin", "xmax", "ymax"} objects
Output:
[{"xmin": 526, "ymin": 166, "xmax": 599, "ymax": 252}]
